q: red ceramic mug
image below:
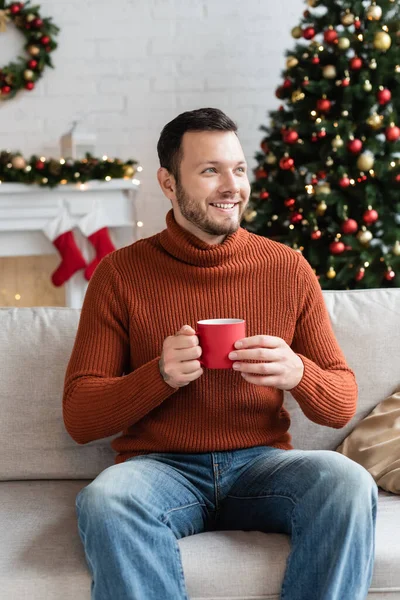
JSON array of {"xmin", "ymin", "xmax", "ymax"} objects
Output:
[{"xmin": 196, "ymin": 319, "xmax": 246, "ymax": 369}]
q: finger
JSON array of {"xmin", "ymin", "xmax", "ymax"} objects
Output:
[
  {"xmin": 233, "ymin": 362, "xmax": 281, "ymax": 376},
  {"xmin": 229, "ymin": 348, "xmax": 281, "ymax": 362},
  {"xmin": 241, "ymin": 373, "xmax": 280, "ymax": 387},
  {"xmin": 234, "ymin": 335, "xmax": 283, "ymax": 349},
  {"xmin": 179, "ymin": 345, "xmax": 202, "ymax": 361},
  {"xmin": 176, "ymin": 325, "xmax": 196, "ymax": 336},
  {"xmin": 173, "ymin": 334, "xmax": 200, "ymax": 350},
  {"xmin": 180, "ymin": 360, "xmax": 203, "ymax": 375}
]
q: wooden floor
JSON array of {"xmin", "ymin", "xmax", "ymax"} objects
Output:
[{"xmin": 0, "ymin": 255, "xmax": 66, "ymax": 307}]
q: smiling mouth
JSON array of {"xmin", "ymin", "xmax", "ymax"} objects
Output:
[{"xmin": 209, "ymin": 202, "xmax": 238, "ymax": 210}]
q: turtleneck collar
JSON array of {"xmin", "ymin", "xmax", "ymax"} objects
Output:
[{"xmin": 159, "ymin": 209, "xmax": 250, "ymax": 268}]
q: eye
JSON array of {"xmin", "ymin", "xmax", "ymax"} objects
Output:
[
  {"xmin": 237, "ymin": 167, "xmax": 246, "ymax": 172},
  {"xmin": 203, "ymin": 167, "xmax": 216, "ymax": 173}
]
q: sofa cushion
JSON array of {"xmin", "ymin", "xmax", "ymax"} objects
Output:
[
  {"xmin": 284, "ymin": 289, "xmax": 400, "ymax": 452},
  {"xmin": 0, "ymin": 480, "xmax": 398, "ymax": 599},
  {"xmin": 0, "ymin": 289, "xmax": 399, "ymax": 480}
]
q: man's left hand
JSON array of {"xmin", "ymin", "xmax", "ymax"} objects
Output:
[{"xmin": 228, "ymin": 335, "xmax": 304, "ymax": 391}]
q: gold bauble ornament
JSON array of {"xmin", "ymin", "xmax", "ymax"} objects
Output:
[
  {"xmin": 291, "ymin": 26, "xmax": 302, "ymax": 39},
  {"xmin": 323, "ymin": 65, "xmax": 337, "ymax": 79},
  {"xmin": 23, "ymin": 70, "xmax": 34, "ymax": 81},
  {"xmin": 363, "ymin": 80, "xmax": 372, "ymax": 92},
  {"xmin": 326, "ymin": 267, "xmax": 336, "ymax": 279},
  {"xmin": 316, "ymin": 201, "xmax": 328, "ymax": 216},
  {"xmin": 373, "ymin": 31, "xmax": 391, "ymax": 51},
  {"xmin": 5, "ymin": 74, "xmax": 13, "ymax": 85},
  {"xmin": 357, "ymin": 153, "xmax": 375, "ymax": 171},
  {"xmin": 28, "ymin": 45, "xmax": 40, "ymax": 56},
  {"xmin": 357, "ymin": 229, "xmax": 373, "ymax": 245},
  {"xmin": 265, "ymin": 153, "xmax": 277, "ymax": 165},
  {"xmin": 26, "ymin": 13, "xmax": 36, "ymax": 22},
  {"xmin": 286, "ymin": 56, "xmax": 299, "ymax": 69},
  {"xmin": 316, "ymin": 183, "xmax": 331, "ymax": 196},
  {"xmin": 11, "ymin": 155, "xmax": 26, "ymax": 170},
  {"xmin": 367, "ymin": 4, "xmax": 382, "ymax": 20},
  {"xmin": 366, "ymin": 112, "xmax": 383, "ymax": 130},
  {"xmin": 291, "ymin": 89, "xmax": 305, "ymax": 102},
  {"xmin": 392, "ymin": 241, "xmax": 400, "ymax": 256},
  {"xmin": 338, "ymin": 37, "xmax": 350, "ymax": 50},
  {"xmin": 123, "ymin": 165, "xmax": 135, "ymax": 178},
  {"xmin": 341, "ymin": 11, "xmax": 355, "ymax": 26},
  {"xmin": 307, "ymin": 0, "xmax": 317, "ymax": 6},
  {"xmin": 396, "ymin": 65, "xmax": 400, "ymax": 74},
  {"xmin": 332, "ymin": 135, "xmax": 344, "ymax": 149},
  {"xmin": 243, "ymin": 209, "xmax": 257, "ymax": 223}
]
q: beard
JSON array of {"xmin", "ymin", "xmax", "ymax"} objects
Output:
[{"xmin": 175, "ymin": 180, "xmax": 248, "ymax": 237}]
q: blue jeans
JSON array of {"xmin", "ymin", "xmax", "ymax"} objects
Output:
[{"xmin": 76, "ymin": 446, "xmax": 377, "ymax": 600}]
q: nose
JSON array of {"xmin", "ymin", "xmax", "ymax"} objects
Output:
[{"xmin": 218, "ymin": 170, "xmax": 240, "ymax": 196}]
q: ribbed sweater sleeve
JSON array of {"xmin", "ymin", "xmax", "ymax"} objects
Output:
[
  {"xmin": 63, "ymin": 256, "xmax": 177, "ymax": 444},
  {"xmin": 290, "ymin": 256, "xmax": 358, "ymax": 428}
]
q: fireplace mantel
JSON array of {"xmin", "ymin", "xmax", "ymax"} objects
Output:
[{"xmin": 0, "ymin": 179, "xmax": 140, "ymax": 308}]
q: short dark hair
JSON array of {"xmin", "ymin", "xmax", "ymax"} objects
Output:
[{"xmin": 157, "ymin": 107, "xmax": 238, "ymax": 183}]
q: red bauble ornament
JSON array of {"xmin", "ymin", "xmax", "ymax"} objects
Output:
[
  {"xmin": 316, "ymin": 98, "xmax": 331, "ymax": 113},
  {"xmin": 377, "ymin": 88, "xmax": 391, "ymax": 105},
  {"xmin": 279, "ymin": 156, "xmax": 294, "ymax": 170},
  {"xmin": 275, "ymin": 86, "xmax": 284, "ymax": 99},
  {"xmin": 395, "ymin": 174, "xmax": 400, "ymax": 183},
  {"xmin": 290, "ymin": 212, "xmax": 303, "ymax": 224},
  {"xmin": 283, "ymin": 129, "xmax": 299, "ymax": 144},
  {"xmin": 283, "ymin": 78, "xmax": 292, "ymax": 89},
  {"xmin": 10, "ymin": 4, "xmax": 21, "ymax": 14},
  {"xmin": 1, "ymin": 85, "xmax": 11, "ymax": 94},
  {"xmin": 363, "ymin": 208, "xmax": 378, "ymax": 225},
  {"xmin": 284, "ymin": 198, "xmax": 296, "ymax": 207},
  {"xmin": 355, "ymin": 268, "xmax": 365, "ymax": 282},
  {"xmin": 303, "ymin": 27, "xmax": 316, "ymax": 39},
  {"xmin": 311, "ymin": 133, "xmax": 318, "ymax": 143},
  {"xmin": 255, "ymin": 168, "xmax": 268, "ymax": 179},
  {"xmin": 347, "ymin": 138, "xmax": 363, "ymax": 154},
  {"xmin": 354, "ymin": 19, "xmax": 361, "ymax": 30},
  {"xmin": 324, "ymin": 29, "xmax": 338, "ymax": 44},
  {"xmin": 339, "ymin": 176, "xmax": 351, "ymax": 188},
  {"xmin": 311, "ymin": 177, "xmax": 318, "ymax": 185},
  {"xmin": 384, "ymin": 270, "xmax": 396, "ymax": 281},
  {"xmin": 32, "ymin": 18, "xmax": 43, "ymax": 28},
  {"xmin": 261, "ymin": 140, "xmax": 269, "ymax": 153},
  {"xmin": 35, "ymin": 160, "xmax": 46, "ymax": 170},
  {"xmin": 318, "ymin": 130, "xmax": 327, "ymax": 138},
  {"xmin": 260, "ymin": 191, "xmax": 270, "ymax": 200},
  {"xmin": 41, "ymin": 36, "xmax": 50, "ymax": 45},
  {"xmin": 330, "ymin": 241, "xmax": 346, "ymax": 255},
  {"xmin": 341, "ymin": 78, "xmax": 350, "ymax": 87},
  {"xmin": 350, "ymin": 57, "xmax": 363, "ymax": 70},
  {"xmin": 317, "ymin": 171, "xmax": 327, "ymax": 179},
  {"xmin": 25, "ymin": 82, "xmax": 35, "ymax": 91},
  {"xmin": 311, "ymin": 56, "xmax": 320, "ymax": 65},
  {"xmin": 341, "ymin": 219, "xmax": 358, "ymax": 234},
  {"xmin": 28, "ymin": 60, "xmax": 38, "ymax": 69},
  {"xmin": 311, "ymin": 229, "xmax": 322, "ymax": 240},
  {"xmin": 385, "ymin": 125, "xmax": 400, "ymax": 142}
]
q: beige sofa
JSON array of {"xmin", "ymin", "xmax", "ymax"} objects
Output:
[{"xmin": 1, "ymin": 288, "xmax": 400, "ymax": 599}]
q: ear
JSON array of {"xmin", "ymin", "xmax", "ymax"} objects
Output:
[{"xmin": 157, "ymin": 167, "xmax": 176, "ymax": 200}]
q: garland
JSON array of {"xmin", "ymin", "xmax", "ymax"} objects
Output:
[
  {"xmin": 0, "ymin": 151, "xmax": 139, "ymax": 187},
  {"xmin": 0, "ymin": 0, "xmax": 59, "ymax": 100}
]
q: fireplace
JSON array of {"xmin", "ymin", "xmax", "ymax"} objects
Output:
[{"xmin": 0, "ymin": 179, "xmax": 140, "ymax": 308}]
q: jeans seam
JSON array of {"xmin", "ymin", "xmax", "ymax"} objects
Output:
[
  {"xmin": 227, "ymin": 493, "xmax": 296, "ymax": 505},
  {"xmin": 162, "ymin": 501, "xmax": 206, "ymax": 520}
]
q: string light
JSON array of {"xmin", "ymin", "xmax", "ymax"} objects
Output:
[{"xmin": 137, "ymin": 221, "xmax": 144, "ymax": 228}]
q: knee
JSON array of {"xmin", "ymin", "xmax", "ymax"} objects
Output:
[
  {"xmin": 316, "ymin": 451, "xmax": 378, "ymax": 508},
  {"xmin": 76, "ymin": 464, "xmax": 130, "ymax": 520}
]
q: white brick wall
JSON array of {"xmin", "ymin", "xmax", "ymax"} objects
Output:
[{"xmin": 0, "ymin": 0, "xmax": 303, "ymax": 236}]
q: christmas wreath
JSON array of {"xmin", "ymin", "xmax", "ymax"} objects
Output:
[{"xmin": 0, "ymin": 0, "xmax": 59, "ymax": 100}]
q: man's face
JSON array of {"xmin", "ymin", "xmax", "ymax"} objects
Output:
[{"xmin": 171, "ymin": 130, "xmax": 251, "ymax": 240}]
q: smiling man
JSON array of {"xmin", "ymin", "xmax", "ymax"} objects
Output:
[{"xmin": 64, "ymin": 108, "xmax": 377, "ymax": 600}]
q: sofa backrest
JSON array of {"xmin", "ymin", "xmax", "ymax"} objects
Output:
[{"xmin": 0, "ymin": 288, "xmax": 399, "ymax": 481}]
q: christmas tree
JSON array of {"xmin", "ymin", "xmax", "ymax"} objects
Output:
[{"xmin": 244, "ymin": 0, "xmax": 400, "ymax": 289}]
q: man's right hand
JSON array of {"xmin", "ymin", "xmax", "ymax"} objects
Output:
[{"xmin": 159, "ymin": 325, "xmax": 203, "ymax": 388}]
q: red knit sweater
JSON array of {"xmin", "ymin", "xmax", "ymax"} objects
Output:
[{"xmin": 63, "ymin": 209, "xmax": 357, "ymax": 464}]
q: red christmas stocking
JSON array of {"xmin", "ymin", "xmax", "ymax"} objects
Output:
[
  {"xmin": 78, "ymin": 208, "xmax": 116, "ymax": 281},
  {"xmin": 43, "ymin": 210, "xmax": 87, "ymax": 287}
]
